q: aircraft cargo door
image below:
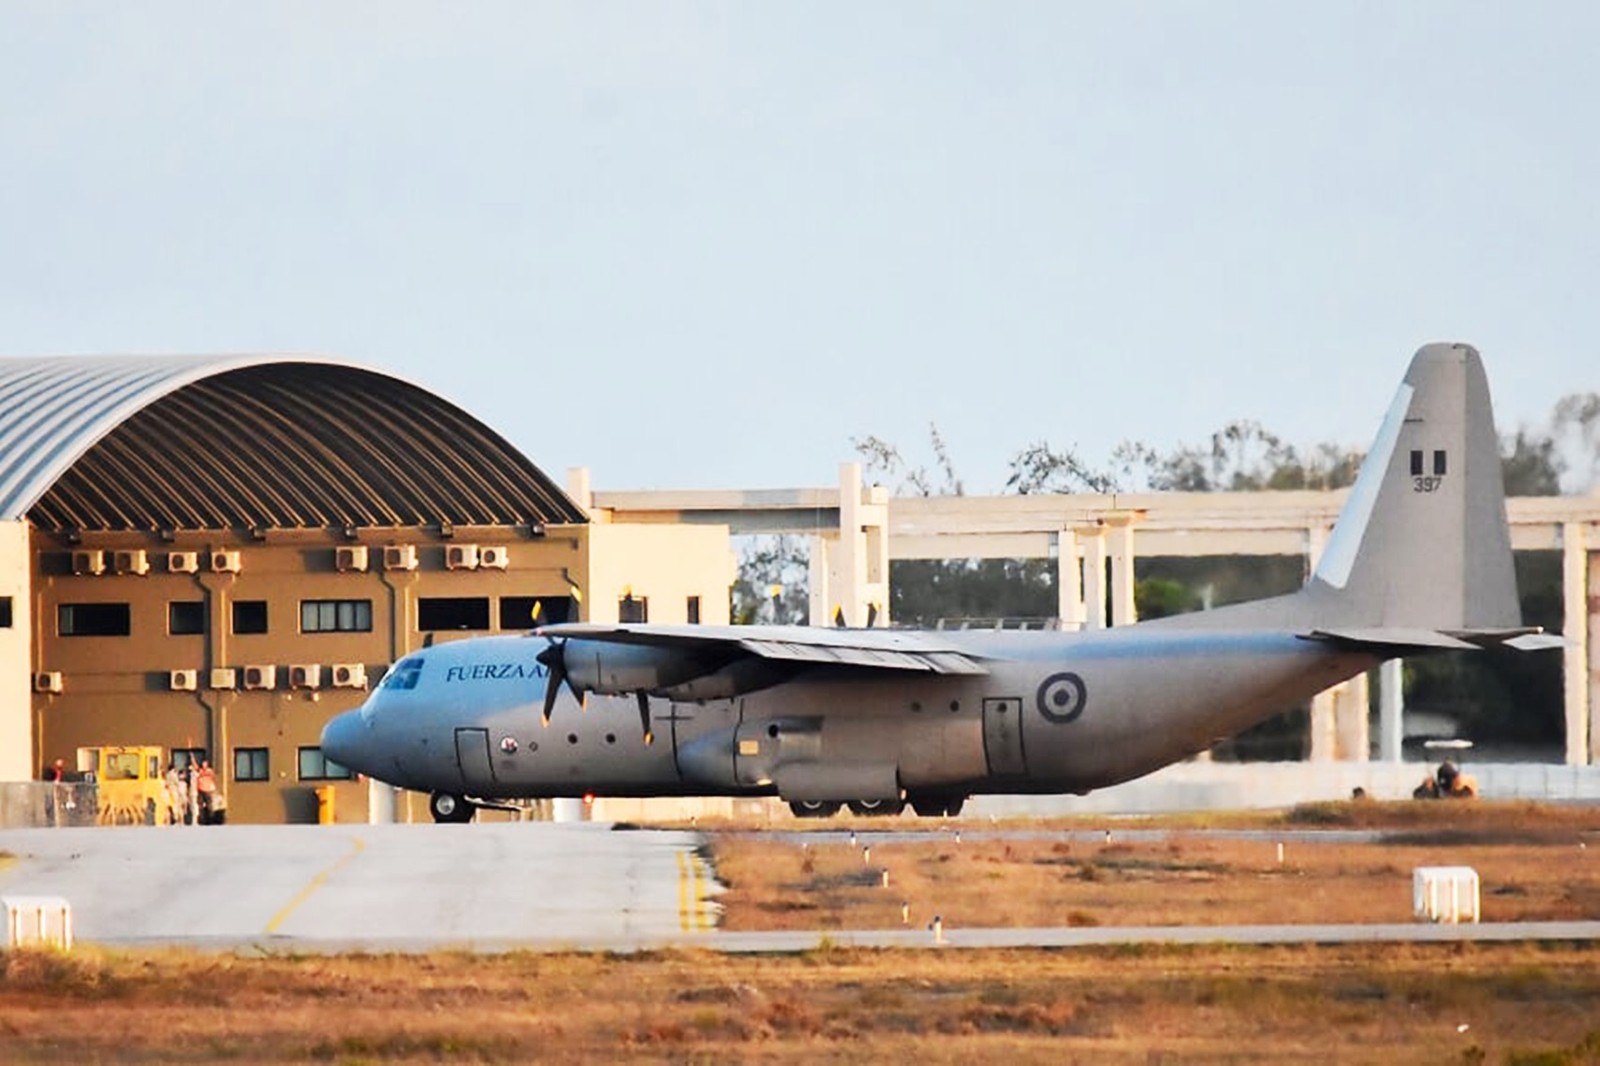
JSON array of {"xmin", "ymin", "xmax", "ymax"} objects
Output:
[
  {"xmin": 982, "ymin": 697, "xmax": 1026, "ymax": 777},
  {"xmin": 454, "ymin": 727, "xmax": 497, "ymax": 788}
]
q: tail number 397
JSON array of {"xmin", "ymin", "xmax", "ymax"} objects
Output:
[{"xmin": 1412, "ymin": 476, "xmax": 1444, "ymax": 493}]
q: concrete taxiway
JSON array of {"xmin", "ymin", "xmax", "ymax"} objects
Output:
[
  {"xmin": 2, "ymin": 822, "xmax": 1596, "ymax": 954},
  {"xmin": 0, "ymin": 822, "xmax": 719, "ymax": 950}
]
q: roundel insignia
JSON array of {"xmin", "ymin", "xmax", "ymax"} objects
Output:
[{"xmin": 1036, "ymin": 672, "xmax": 1087, "ymax": 724}]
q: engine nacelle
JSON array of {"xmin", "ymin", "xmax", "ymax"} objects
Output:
[{"xmin": 563, "ymin": 639, "xmax": 710, "ymax": 695}]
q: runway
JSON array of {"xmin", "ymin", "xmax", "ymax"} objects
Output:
[{"xmin": 2, "ymin": 822, "xmax": 1596, "ymax": 954}]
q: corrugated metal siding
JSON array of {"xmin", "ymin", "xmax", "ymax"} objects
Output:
[{"xmin": 0, "ymin": 354, "xmax": 587, "ymax": 531}]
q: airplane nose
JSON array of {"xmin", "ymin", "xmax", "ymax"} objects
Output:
[{"xmin": 320, "ymin": 709, "xmax": 366, "ymax": 769}]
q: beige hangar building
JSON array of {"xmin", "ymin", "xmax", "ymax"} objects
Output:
[{"xmin": 0, "ymin": 355, "xmax": 734, "ymax": 824}]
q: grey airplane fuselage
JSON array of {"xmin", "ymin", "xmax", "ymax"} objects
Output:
[{"xmin": 334, "ymin": 629, "xmax": 1374, "ymax": 802}]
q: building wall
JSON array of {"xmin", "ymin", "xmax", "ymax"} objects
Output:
[
  {"xmin": 585, "ymin": 523, "xmax": 736, "ymax": 625},
  {"xmin": 30, "ymin": 525, "xmax": 591, "ymax": 823},
  {"xmin": 0, "ymin": 521, "xmax": 30, "ymax": 781}
]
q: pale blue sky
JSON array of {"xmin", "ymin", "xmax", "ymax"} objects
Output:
[{"xmin": 2, "ymin": 3, "xmax": 1595, "ymax": 492}]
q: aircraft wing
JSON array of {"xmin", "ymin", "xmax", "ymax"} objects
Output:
[{"xmin": 534, "ymin": 622, "xmax": 991, "ymax": 676}]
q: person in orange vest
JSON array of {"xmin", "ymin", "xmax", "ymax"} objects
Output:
[{"xmin": 195, "ymin": 760, "xmax": 218, "ymax": 824}]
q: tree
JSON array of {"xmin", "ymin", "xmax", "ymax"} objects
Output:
[{"xmin": 730, "ymin": 534, "xmax": 810, "ymax": 624}]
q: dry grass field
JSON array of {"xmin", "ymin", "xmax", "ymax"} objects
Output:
[
  {"xmin": 711, "ymin": 802, "xmax": 1600, "ymax": 932},
  {"xmin": 3, "ymin": 941, "xmax": 1600, "ymax": 1063}
]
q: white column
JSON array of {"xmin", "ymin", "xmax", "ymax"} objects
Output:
[
  {"xmin": 836, "ymin": 462, "xmax": 864, "ymax": 627},
  {"xmin": 1378, "ymin": 658, "xmax": 1405, "ymax": 763},
  {"xmin": 1589, "ymin": 546, "xmax": 1599, "ymax": 765},
  {"xmin": 1105, "ymin": 515, "xmax": 1137, "ymax": 626},
  {"xmin": 1335, "ymin": 672, "xmax": 1371, "ymax": 761},
  {"xmin": 1306, "ymin": 523, "xmax": 1337, "ymax": 762},
  {"xmin": 1079, "ymin": 529, "xmax": 1107, "ymax": 630},
  {"xmin": 807, "ymin": 534, "xmax": 832, "ymax": 626},
  {"xmin": 1056, "ymin": 530, "xmax": 1084, "ymax": 631},
  {"xmin": 1563, "ymin": 523, "xmax": 1590, "ymax": 766}
]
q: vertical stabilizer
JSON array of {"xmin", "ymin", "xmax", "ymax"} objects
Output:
[{"xmin": 1303, "ymin": 342, "xmax": 1519, "ymax": 630}]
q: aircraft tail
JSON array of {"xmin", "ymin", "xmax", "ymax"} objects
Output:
[
  {"xmin": 1160, "ymin": 342, "xmax": 1530, "ymax": 641},
  {"xmin": 1299, "ymin": 341, "xmax": 1520, "ymax": 632}
]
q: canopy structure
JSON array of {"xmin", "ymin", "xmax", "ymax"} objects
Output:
[{"xmin": 0, "ymin": 354, "xmax": 586, "ymax": 532}]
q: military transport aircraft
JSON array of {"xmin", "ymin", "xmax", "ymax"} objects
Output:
[{"xmin": 321, "ymin": 343, "xmax": 1558, "ymax": 822}]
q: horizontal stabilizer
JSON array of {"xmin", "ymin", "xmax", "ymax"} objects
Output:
[{"xmin": 1300, "ymin": 626, "xmax": 1560, "ymax": 654}]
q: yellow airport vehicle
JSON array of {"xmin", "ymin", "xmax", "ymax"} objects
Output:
[{"xmin": 77, "ymin": 746, "xmax": 170, "ymax": 825}]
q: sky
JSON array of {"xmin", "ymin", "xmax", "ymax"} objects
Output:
[{"xmin": 2, "ymin": 2, "xmax": 1596, "ymax": 494}]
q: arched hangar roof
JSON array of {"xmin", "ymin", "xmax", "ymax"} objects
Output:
[{"xmin": 0, "ymin": 354, "xmax": 587, "ymax": 533}]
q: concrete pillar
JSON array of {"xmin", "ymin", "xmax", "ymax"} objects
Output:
[
  {"xmin": 1056, "ymin": 530, "xmax": 1085, "ymax": 631},
  {"xmin": 1562, "ymin": 523, "xmax": 1590, "ymax": 766},
  {"xmin": 1589, "ymin": 545, "xmax": 1600, "ymax": 766},
  {"xmin": 552, "ymin": 797, "xmax": 585, "ymax": 822},
  {"xmin": 367, "ymin": 777, "xmax": 397, "ymax": 823},
  {"xmin": 1105, "ymin": 514, "xmax": 1137, "ymax": 626},
  {"xmin": 807, "ymin": 533, "xmax": 832, "ymax": 627},
  {"xmin": 1334, "ymin": 671, "xmax": 1370, "ymax": 761},
  {"xmin": 1079, "ymin": 528, "xmax": 1107, "ymax": 630},
  {"xmin": 1305, "ymin": 522, "xmax": 1337, "ymax": 762},
  {"xmin": 565, "ymin": 466, "xmax": 594, "ymax": 515},
  {"xmin": 1378, "ymin": 658, "xmax": 1404, "ymax": 763},
  {"xmin": 837, "ymin": 462, "xmax": 865, "ymax": 627}
]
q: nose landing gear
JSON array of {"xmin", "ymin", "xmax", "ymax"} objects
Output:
[{"xmin": 429, "ymin": 792, "xmax": 476, "ymax": 824}]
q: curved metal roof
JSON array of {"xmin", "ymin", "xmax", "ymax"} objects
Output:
[{"xmin": 0, "ymin": 354, "xmax": 587, "ymax": 532}]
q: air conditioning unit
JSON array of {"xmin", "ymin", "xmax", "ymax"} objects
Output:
[
  {"xmin": 113, "ymin": 549, "xmax": 150, "ymax": 576},
  {"xmin": 209, "ymin": 550, "xmax": 242, "ymax": 574},
  {"xmin": 71, "ymin": 550, "xmax": 105, "ymax": 576},
  {"xmin": 445, "ymin": 543, "xmax": 480, "ymax": 570},
  {"xmin": 478, "ymin": 545, "xmax": 510, "ymax": 570},
  {"xmin": 167, "ymin": 551, "xmax": 201, "ymax": 574},
  {"xmin": 33, "ymin": 671, "xmax": 63, "ymax": 694},
  {"xmin": 331, "ymin": 662, "xmax": 368, "ymax": 689},
  {"xmin": 335, "ymin": 546, "xmax": 368, "ymax": 573},
  {"xmin": 209, "ymin": 667, "xmax": 237, "ymax": 690},
  {"xmin": 289, "ymin": 663, "xmax": 323, "ymax": 690},
  {"xmin": 242, "ymin": 664, "xmax": 277, "ymax": 691},
  {"xmin": 382, "ymin": 544, "xmax": 419, "ymax": 571},
  {"xmin": 169, "ymin": 669, "xmax": 198, "ymax": 692}
]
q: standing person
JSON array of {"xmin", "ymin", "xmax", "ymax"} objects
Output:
[
  {"xmin": 163, "ymin": 762, "xmax": 184, "ymax": 826},
  {"xmin": 184, "ymin": 760, "xmax": 199, "ymax": 825},
  {"xmin": 44, "ymin": 758, "xmax": 65, "ymax": 827},
  {"xmin": 195, "ymin": 760, "xmax": 217, "ymax": 825}
]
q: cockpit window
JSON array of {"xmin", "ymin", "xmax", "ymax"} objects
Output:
[{"xmin": 382, "ymin": 657, "xmax": 424, "ymax": 691}]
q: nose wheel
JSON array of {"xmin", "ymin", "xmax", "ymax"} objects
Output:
[{"xmin": 429, "ymin": 792, "xmax": 476, "ymax": 824}]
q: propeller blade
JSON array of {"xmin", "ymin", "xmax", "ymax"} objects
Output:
[
  {"xmin": 535, "ymin": 640, "xmax": 565, "ymax": 727},
  {"xmin": 636, "ymin": 691, "xmax": 654, "ymax": 746}
]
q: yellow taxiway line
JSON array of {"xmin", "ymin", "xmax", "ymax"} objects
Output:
[{"xmin": 264, "ymin": 835, "xmax": 366, "ymax": 935}]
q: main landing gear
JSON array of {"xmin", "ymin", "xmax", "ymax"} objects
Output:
[
  {"xmin": 786, "ymin": 794, "xmax": 966, "ymax": 820},
  {"xmin": 429, "ymin": 792, "xmax": 476, "ymax": 824}
]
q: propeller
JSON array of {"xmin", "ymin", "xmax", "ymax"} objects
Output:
[{"xmin": 535, "ymin": 638, "xmax": 584, "ymax": 726}]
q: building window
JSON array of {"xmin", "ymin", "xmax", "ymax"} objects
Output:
[
  {"xmin": 168, "ymin": 601, "xmax": 205, "ymax": 636},
  {"xmin": 0, "ymin": 596, "xmax": 11, "ymax": 628},
  {"xmin": 301, "ymin": 599, "xmax": 373, "ymax": 633},
  {"xmin": 298, "ymin": 747, "xmax": 353, "ymax": 781},
  {"xmin": 619, "ymin": 594, "xmax": 648, "ymax": 623},
  {"xmin": 1409, "ymin": 450, "xmax": 1424, "ymax": 476},
  {"xmin": 232, "ymin": 601, "xmax": 268, "ymax": 635},
  {"xmin": 418, "ymin": 597, "xmax": 489, "ymax": 631},
  {"xmin": 59, "ymin": 602, "xmax": 131, "ymax": 637},
  {"xmin": 233, "ymin": 747, "xmax": 269, "ymax": 782},
  {"xmin": 171, "ymin": 748, "xmax": 207, "ymax": 772},
  {"xmin": 1434, "ymin": 450, "xmax": 1448, "ymax": 476},
  {"xmin": 499, "ymin": 595, "xmax": 573, "ymax": 630},
  {"xmin": 686, "ymin": 596, "xmax": 701, "ymax": 624}
]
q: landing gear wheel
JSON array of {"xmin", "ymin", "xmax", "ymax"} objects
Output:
[
  {"xmin": 846, "ymin": 798, "xmax": 906, "ymax": 818},
  {"xmin": 909, "ymin": 795, "xmax": 966, "ymax": 818},
  {"xmin": 788, "ymin": 800, "xmax": 843, "ymax": 819},
  {"xmin": 429, "ymin": 792, "xmax": 475, "ymax": 824}
]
